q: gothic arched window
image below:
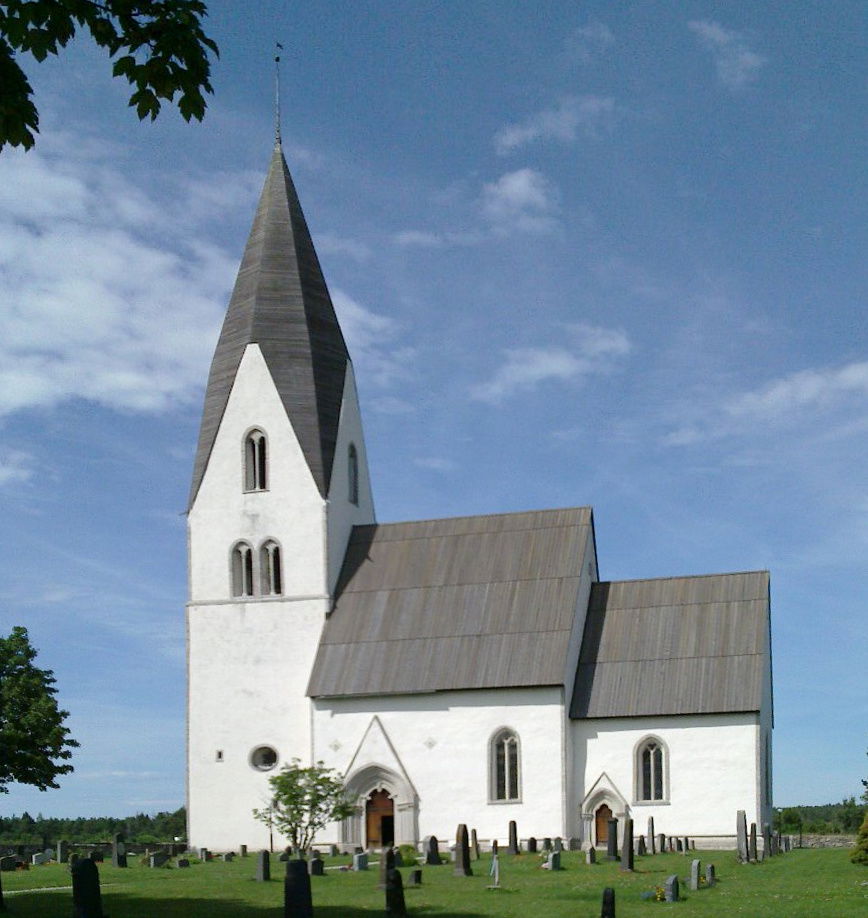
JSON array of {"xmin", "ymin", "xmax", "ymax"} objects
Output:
[
  {"xmin": 231, "ymin": 541, "xmax": 254, "ymax": 597},
  {"xmin": 348, "ymin": 443, "xmax": 359, "ymax": 505},
  {"xmin": 636, "ymin": 737, "xmax": 667, "ymax": 802},
  {"xmin": 260, "ymin": 540, "xmax": 282, "ymax": 596},
  {"xmin": 490, "ymin": 728, "xmax": 520, "ymax": 802},
  {"xmin": 244, "ymin": 429, "xmax": 267, "ymax": 491}
]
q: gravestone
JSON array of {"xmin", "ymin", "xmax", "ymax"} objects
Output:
[
  {"xmin": 309, "ymin": 854, "xmax": 324, "ymax": 876},
  {"xmin": 199, "ymin": 848, "xmax": 209, "ymax": 861},
  {"xmin": 683, "ymin": 837, "xmax": 689, "ymax": 854},
  {"xmin": 112, "ymin": 833, "xmax": 127, "ymax": 868},
  {"xmin": 736, "ymin": 810, "xmax": 749, "ymax": 862},
  {"xmin": 256, "ymin": 850, "xmax": 271, "ymax": 882},
  {"xmin": 606, "ymin": 819, "xmax": 618, "ymax": 861},
  {"xmin": 656, "ymin": 833, "xmax": 666, "ymax": 854},
  {"xmin": 379, "ymin": 847, "xmax": 396, "ymax": 888},
  {"xmin": 542, "ymin": 837, "xmax": 552, "ymax": 851},
  {"xmin": 568, "ymin": 837, "xmax": 580, "ymax": 851},
  {"xmin": 762, "ymin": 823, "xmax": 772, "ymax": 858},
  {"xmin": 749, "ymin": 823, "xmax": 758, "ymax": 861},
  {"xmin": 284, "ymin": 858, "xmax": 313, "ymax": 918},
  {"xmin": 353, "ymin": 852, "xmax": 369, "ymax": 871},
  {"xmin": 454, "ymin": 824, "xmax": 472, "ymax": 876},
  {"xmin": 0, "ymin": 856, "xmax": 16, "ymax": 871},
  {"xmin": 409, "ymin": 868, "xmax": 422, "ymax": 886},
  {"xmin": 178, "ymin": 858, "xmax": 190, "ymax": 868},
  {"xmin": 424, "ymin": 835, "xmax": 440, "ymax": 866},
  {"xmin": 675, "ymin": 838, "xmax": 683, "ymax": 852},
  {"xmin": 31, "ymin": 852, "xmax": 47, "ymax": 866},
  {"xmin": 668, "ymin": 837, "xmax": 674, "ymax": 852},
  {"xmin": 553, "ymin": 837, "xmax": 563, "ymax": 853},
  {"xmin": 637, "ymin": 834, "xmax": 647, "ymax": 856},
  {"xmin": 221, "ymin": 852, "xmax": 234, "ymax": 863},
  {"xmin": 491, "ymin": 840, "xmax": 499, "ymax": 856},
  {"xmin": 72, "ymin": 856, "xmax": 104, "ymax": 918},
  {"xmin": 385, "ymin": 867, "xmax": 407, "ymax": 917},
  {"xmin": 507, "ymin": 820, "xmax": 519, "ymax": 855},
  {"xmin": 664, "ymin": 874, "xmax": 679, "ymax": 903},
  {"xmin": 149, "ymin": 852, "xmax": 169, "ymax": 868},
  {"xmin": 620, "ymin": 819, "xmax": 634, "ymax": 871},
  {"xmin": 526, "ymin": 836, "xmax": 537, "ymax": 853},
  {"xmin": 546, "ymin": 850, "xmax": 561, "ymax": 871},
  {"xmin": 57, "ymin": 840, "xmax": 70, "ymax": 864},
  {"xmin": 488, "ymin": 853, "xmax": 500, "ymax": 889},
  {"xmin": 601, "ymin": 887, "xmax": 616, "ymax": 918},
  {"xmin": 585, "ymin": 846, "xmax": 596, "ymax": 865},
  {"xmin": 772, "ymin": 831, "xmax": 781, "ymax": 855},
  {"xmin": 240, "ymin": 844, "xmax": 248, "ymax": 857},
  {"xmin": 705, "ymin": 863, "xmax": 716, "ymax": 887},
  {"xmin": 689, "ymin": 858, "xmax": 701, "ymax": 890},
  {"xmin": 279, "ymin": 851, "xmax": 290, "ymax": 862},
  {"xmin": 648, "ymin": 817, "xmax": 656, "ymax": 853},
  {"xmin": 471, "ymin": 828, "xmax": 480, "ymax": 859},
  {"xmin": 393, "ymin": 849, "xmax": 404, "ymax": 867}
]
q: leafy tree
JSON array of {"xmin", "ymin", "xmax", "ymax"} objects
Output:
[
  {"xmin": 852, "ymin": 810, "xmax": 868, "ymax": 865},
  {"xmin": 0, "ymin": 0, "xmax": 219, "ymax": 151},
  {"xmin": 253, "ymin": 760, "xmax": 354, "ymax": 856},
  {"xmin": 0, "ymin": 626, "xmax": 79, "ymax": 793}
]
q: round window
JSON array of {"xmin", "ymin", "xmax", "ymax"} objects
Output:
[{"xmin": 250, "ymin": 745, "xmax": 279, "ymax": 771}]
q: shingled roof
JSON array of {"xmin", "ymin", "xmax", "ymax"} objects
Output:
[
  {"xmin": 307, "ymin": 507, "xmax": 593, "ymax": 697},
  {"xmin": 188, "ymin": 141, "xmax": 349, "ymax": 510},
  {"xmin": 570, "ymin": 571, "xmax": 770, "ymax": 719}
]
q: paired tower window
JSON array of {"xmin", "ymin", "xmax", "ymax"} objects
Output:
[
  {"xmin": 490, "ymin": 728, "xmax": 521, "ymax": 801},
  {"xmin": 244, "ymin": 429, "xmax": 268, "ymax": 491},
  {"xmin": 636, "ymin": 737, "xmax": 667, "ymax": 801},
  {"xmin": 231, "ymin": 540, "xmax": 282, "ymax": 598}
]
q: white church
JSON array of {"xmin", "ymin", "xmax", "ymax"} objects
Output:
[{"xmin": 185, "ymin": 138, "xmax": 773, "ymax": 852}]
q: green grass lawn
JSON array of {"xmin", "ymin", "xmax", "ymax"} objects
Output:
[{"xmin": 1, "ymin": 848, "xmax": 864, "ymax": 917}]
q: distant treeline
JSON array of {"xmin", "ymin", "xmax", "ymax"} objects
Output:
[
  {"xmin": 0, "ymin": 807, "xmax": 186, "ymax": 844},
  {"xmin": 774, "ymin": 798, "xmax": 865, "ymax": 834}
]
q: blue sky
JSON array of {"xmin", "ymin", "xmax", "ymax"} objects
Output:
[{"xmin": 1, "ymin": 1, "xmax": 865, "ymax": 817}]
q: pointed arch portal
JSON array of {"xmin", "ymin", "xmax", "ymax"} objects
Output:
[{"xmin": 342, "ymin": 764, "xmax": 417, "ymax": 848}]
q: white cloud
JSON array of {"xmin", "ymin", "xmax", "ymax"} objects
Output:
[
  {"xmin": 317, "ymin": 233, "xmax": 372, "ymax": 262},
  {"xmin": 494, "ymin": 95, "xmax": 616, "ymax": 154},
  {"xmin": 471, "ymin": 324, "xmax": 630, "ymax": 403},
  {"xmin": 564, "ymin": 22, "xmax": 615, "ymax": 64},
  {"xmin": 688, "ymin": 20, "xmax": 766, "ymax": 89},
  {"xmin": 481, "ymin": 168, "xmax": 559, "ymax": 234}
]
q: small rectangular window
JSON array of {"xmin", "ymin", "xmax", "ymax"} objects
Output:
[{"xmin": 215, "ymin": 750, "xmax": 224, "ymax": 762}]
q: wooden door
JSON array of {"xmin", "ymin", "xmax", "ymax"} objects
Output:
[
  {"xmin": 595, "ymin": 804, "xmax": 612, "ymax": 844},
  {"xmin": 365, "ymin": 789, "xmax": 394, "ymax": 848}
]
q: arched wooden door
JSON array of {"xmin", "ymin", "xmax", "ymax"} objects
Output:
[
  {"xmin": 595, "ymin": 804, "xmax": 612, "ymax": 845},
  {"xmin": 365, "ymin": 789, "xmax": 394, "ymax": 848}
]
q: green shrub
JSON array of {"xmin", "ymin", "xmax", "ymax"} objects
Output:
[
  {"xmin": 851, "ymin": 811, "xmax": 868, "ymax": 865},
  {"xmin": 397, "ymin": 843, "xmax": 418, "ymax": 864}
]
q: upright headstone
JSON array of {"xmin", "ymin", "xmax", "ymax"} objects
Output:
[
  {"xmin": 772, "ymin": 831, "xmax": 781, "ymax": 855},
  {"xmin": 656, "ymin": 833, "xmax": 666, "ymax": 854},
  {"xmin": 749, "ymin": 823, "xmax": 758, "ymax": 862},
  {"xmin": 546, "ymin": 850, "xmax": 561, "ymax": 871},
  {"xmin": 149, "ymin": 852, "xmax": 169, "ymax": 868},
  {"xmin": 527, "ymin": 836, "xmax": 538, "ymax": 853},
  {"xmin": 507, "ymin": 820, "xmax": 519, "ymax": 855},
  {"xmin": 111, "ymin": 833, "xmax": 127, "ymax": 868},
  {"xmin": 585, "ymin": 846, "xmax": 596, "ymax": 865},
  {"xmin": 542, "ymin": 837, "xmax": 552, "ymax": 851},
  {"xmin": 409, "ymin": 868, "xmax": 422, "ymax": 886},
  {"xmin": 57, "ymin": 840, "xmax": 70, "ymax": 864},
  {"xmin": 385, "ymin": 867, "xmax": 407, "ymax": 917},
  {"xmin": 72, "ymin": 857, "xmax": 104, "ymax": 918},
  {"xmin": 648, "ymin": 817, "xmax": 656, "ymax": 853},
  {"xmin": 664, "ymin": 874, "xmax": 679, "ymax": 903},
  {"xmin": 330, "ymin": 844, "xmax": 339, "ymax": 857},
  {"xmin": 31, "ymin": 852, "xmax": 48, "ymax": 866},
  {"xmin": 601, "ymin": 887, "xmax": 616, "ymax": 918},
  {"xmin": 668, "ymin": 837, "xmax": 675, "ymax": 852},
  {"xmin": 284, "ymin": 859, "xmax": 313, "ymax": 918},
  {"xmin": 471, "ymin": 828, "xmax": 480, "ymax": 860},
  {"xmin": 352, "ymin": 852, "xmax": 368, "ymax": 871},
  {"xmin": 689, "ymin": 858, "xmax": 701, "ymax": 891},
  {"xmin": 568, "ymin": 836, "xmax": 580, "ymax": 851},
  {"xmin": 309, "ymin": 853, "xmax": 324, "ymax": 876},
  {"xmin": 736, "ymin": 810, "xmax": 749, "ymax": 862},
  {"xmin": 393, "ymin": 849, "xmax": 404, "ymax": 867},
  {"xmin": 491, "ymin": 839, "xmax": 499, "ymax": 856},
  {"xmin": 683, "ymin": 836, "xmax": 690, "ymax": 854},
  {"xmin": 705, "ymin": 863, "xmax": 716, "ymax": 887},
  {"xmin": 424, "ymin": 835, "xmax": 440, "ymax": 866},
  {"xmin": 762, "ymin": 823, "xmax": 772, "ymax": 858},
  {"xmin": 620, "ymin": 819, "xmax": 634, "ymax": 872},
  {"xmin": 637, "ymin": 834, "xmax": 647, "ymax": 856},
  {"xmin": 221, "ymin": 852, "xmax": 234, "ymax": 863},
  {"xmin": 240, "ymin": 844, "xmax": 248, "ymax": 857},
  {"xmin": 675, "ymin": 838, "xmax": 683, "ymax": 852},
  {"xmin": 488, "ymin": 853, "xmax": 500, "ymax": 888},
  {"xmin": 256, "ymin": 850, "xmax": 271, "ymax": 882},
  {"xmin": 379, "ymin": 847, "xmax": 396, "ymax": 888},
  {"xmin": 606, "ymin": 819, "xmax": 618, "ymax": 861},
  {"xmin": 553, "ymin": 837, "xmax": 563, "ymax": 853},
  {"xmin": 454, "ymin": 824, "xmax": 472, "ymax": 877},
  {"xmin": 199, "ymin": 847, "xmax": 209, "ymax": 862}
]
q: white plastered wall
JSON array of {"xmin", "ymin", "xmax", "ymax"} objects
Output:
[
  {"xmin": 572, "ymin": 712, "xmax": 761, "ymax": 845},
  {"xmin": 312, "ymin": 687, "xmax": 567, "ymax": 846}
]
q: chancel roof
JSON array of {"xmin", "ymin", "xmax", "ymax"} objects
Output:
[
  {"xmin": 188, "ymin": 141, "xmax": 349, "ymax": 509},
  {"xmin": 570, "ymin": 571, "xmax": 771, "ymax": 718},
  {"xmin": 307, "ymin": 507, "xmax": 594, "ymax": 697}
]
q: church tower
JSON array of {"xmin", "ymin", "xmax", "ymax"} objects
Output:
[{"xmin": 186, "ymin": 139, "xmax": 374, "ymax": 849}]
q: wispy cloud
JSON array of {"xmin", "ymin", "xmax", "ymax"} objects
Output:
[
  {"xmin": 494, "ymin": 95, "xmax": 616, "ymax": 154},
  {"xmin": 414, "ymin": 457, "xmax": 458, "ymax": 472},
  {"xmin": 564, "ymin": 22, "xmax": 615, "ymax": 64},
  {"xmin": 481, "ymin": 168, "xmax": 559, "ymax": 234},
  {"xmin": 317, "ymin": 233, "xmax": 372, "ymax": 262},
  {"xmin": 688, "ymin": 20, "xmax": 766, "ymax": 90},
  {"xmin": 0, "ymin": 450, "xmax": 33, "ymax": 486},
  {"xmin": 471, "ymin": 324, "xmax": 630, "ymax": 403}
]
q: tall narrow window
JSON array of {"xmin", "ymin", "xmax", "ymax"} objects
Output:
[
  {"xmin": 490, "ymin": 729, "xmax": 520, "ymax": 801},
  {"xmin": 231, "ymin": 541, "xmax": 254, "ymax": 597},
  {"xmin": 636, "ymin": 737, "xmax": 666, "ymax": 801},
  {"xmin": 348, "ymin": 443, "xmax": 359, "ymax": 505},
  {"xmin": 260, "ymin": 540, "xmax": 282, "ymax": 596},
  {"xmin": 244, "ymin": 429, "xmax": 267, "ymax": 491}
]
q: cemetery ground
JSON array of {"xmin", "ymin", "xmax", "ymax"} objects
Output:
[{"xmin": 1, "ymin": 847, "xmax": 862, "ymax": 917}]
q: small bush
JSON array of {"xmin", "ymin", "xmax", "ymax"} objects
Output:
[
  {"xmin": 851, "ymin": 811, "xmax": 868, "ymax": 865},
  {"xmin": 397, "ymin": 844, "xmax": 418, "ymax": 863}
]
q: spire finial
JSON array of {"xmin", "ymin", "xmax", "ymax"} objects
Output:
[{"xmin": 274, "ymin": 42, "xmax": 284, "ymax": 144}]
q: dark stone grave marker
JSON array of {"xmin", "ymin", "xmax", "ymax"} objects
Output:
[
  {"xmin": 664, "ymin": 874, "xmax": 679, "ymax": 903},
  {"xmin": 736, "ymin": 810, "xmax": 749, "ymax": 862},
  {"xmin": 620, "ymin": 819, "xmax": 634, "ymax": 871},
  {"xmin": 527, "ymin": 836, "xmax": 537, "ymax": 853},
  {"xmin": 601, "ymin": 886, "xmax": 616, "ymax": 918},
  {"xmin": 689, "ymin": 858, "xmax": 701, "ymax": 890},
  {"xmin": 72, "ymin": 856, "xmax": 104, "ymax": 918},
  {"xmin": 648, "ymin": 817, "xmax": 656, "ymax": 853},
  {"xmin": 606, "ymin": 819, "xmax": 618, "ymax": 861},
  {"xmin": 471, "ymin": 828, "xmax": 480, "ymax": 859},
  {"xmin": 507, "ymin": 820, "xmax": 519, "ymax": 855},
  {"xmin": 309, "ymin": 854, "xmax": 324, "ymax": 876},
  {"xmin": 385, "ymin": 866, "xmax": 407, "ymax": 917},
  {"xmin": 424, "ymin": 835, "xmax": 440, "ymax": 866},
  {"xmin": 379, "ymin": 847, "xmax": 396, "ymax": 888},
  {"xmin": 240, "ymin": 844, "xmax": 248, "ymax": 857},
  {"xmin": 454, "ymin": 824, "xmax": 472, "ymax": 876},
  {"xmin": 586, "ymin": 846, "xmax": 596, "ymax": 865},
  {"xmin": 256, "ymin": 850, "xmax": 271, "ymax": 882},
  {"xmin": 409, "ymin": 868, "xmax": 422, "ymax": 886},
  {"xmin": 705, "ymin": 863, "xmax": 716, "ymax": 886},
  {"xmin": 637, "ymin": 834, "xmax": 647, "ymax": 856},
  {"xmin": 284, "ymin": 858, "xmax": 313, "ymax": 918},
  {"xmin": 111, "ymin": 833, "xmax": 127, "ymax": 868},
  {"xmin": 546, "ymin": 850, "xmax": 561, "ymax": 871},
  {"xmin": 352, "ymin": 852, "xmax": 368, "ymax": 871}
]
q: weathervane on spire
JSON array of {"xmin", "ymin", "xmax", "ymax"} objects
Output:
[{"xmin": 274, "ymin": 41, "xmax": 284, "ymax": 143}]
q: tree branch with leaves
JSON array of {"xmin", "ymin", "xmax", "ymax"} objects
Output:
[{"xmin": 0, "ymin": 0, "xmax": 219, "ymax": 151}]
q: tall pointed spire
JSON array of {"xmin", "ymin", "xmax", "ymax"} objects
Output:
[{"xmin": 188, "ymin": 141, "xmax": 350, "ymax": 510}]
